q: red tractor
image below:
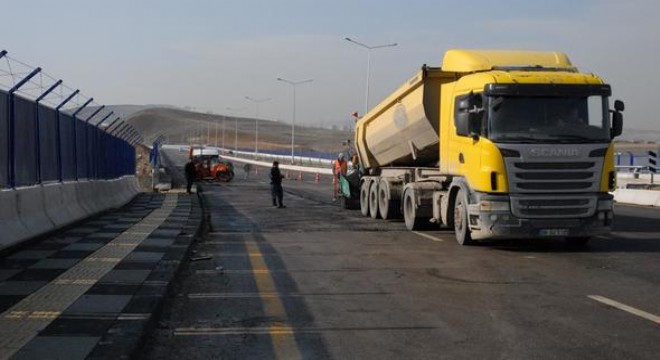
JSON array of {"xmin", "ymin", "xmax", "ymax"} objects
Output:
[{"xmin": 189, "ymin": 146, "xmax": 234, "ymax": 182}]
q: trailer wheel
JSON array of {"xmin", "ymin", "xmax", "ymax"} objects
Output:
[
  {"xmin": 403, "ymin": 189, "xmax": 424, "ymax": 230},
  {"xmin": 454, "ymin": 189, "xmax": 473, "ymax": 245},
  {"xmin": 368, "ymin": 181, "xmax": 380, "ymax": 219},
  {"xmin": 360, "ymin": 181, "xmax": 370, "ymax": 217},
  {"xmin": 378, "ymin": 180, "xmax": 399, "ymax": 220}
]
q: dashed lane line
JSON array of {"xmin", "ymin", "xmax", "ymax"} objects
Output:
[
  {"xmin": 588, "ymin": 295, "xmax": 660, "ymax": 325},
  {"xmin": 174, "ymin": 325, "xmax": 438, "ymax": 336},
  {"xmin": 187, "ymin": 291, "xmax": 390, "ymax": 299},
  {"xmin": 413, "ymin": 231, "xmax": 445, "ymax": 242}
]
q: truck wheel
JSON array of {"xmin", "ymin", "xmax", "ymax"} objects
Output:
[
  {"xmin": 369, "ymin": 182, "xmax": 380, "ymax": 219},
  {"xmin": 454, "ymin": 189, "xmax": 473, "ymax": 245},
  {"xmin": 403, "ymin": 189, "xmax": 424, "ymax": 230},
  {"xmin": 378, "ymin": 180, "xmax": 400, "ymax": 220},
  {"xmin": 360, "ymin": 181, "xmax": 370, "ymax": 217}
]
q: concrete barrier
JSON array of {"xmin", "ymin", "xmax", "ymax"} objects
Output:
[
  {"xmin": 613, "ymin": 188, "xmax": 660, "ymax": 207},
  {"xmin": 0, "ymin": 176, "xmax": 141, "ymax": 252},
  {"xmin": 223, "ymin": 155, "xmax": 334, "ymax": 175},
  {"xmin": 15, "ymin": 186, "xmax": 56, "ymax": 240},
  {"xmin": 0, "ymin": 190, "xmax": 28, "ymax": 243},
  {"xmin": 43, "ymin": 182, "xmax": 81, "ymax": 228}
]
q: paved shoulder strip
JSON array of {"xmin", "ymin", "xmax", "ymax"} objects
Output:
[{"xmin": 0, "ymin": 195, "xmax": 179, "ymax": 359}]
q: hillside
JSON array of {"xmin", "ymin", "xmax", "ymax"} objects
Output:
[{"xmin": 125, "ymin": 107, "xmax": 353, "ymax": 154}]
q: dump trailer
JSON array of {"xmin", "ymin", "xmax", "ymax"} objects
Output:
[{"xmin": 345, "ymin": 49, "xmax": 624, "ymax": 245}]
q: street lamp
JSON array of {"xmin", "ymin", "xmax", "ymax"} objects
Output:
[
  {"xmin": 226, "ymin": 107, "xmax": 245, "ymax": 152},
  {"xmin": 245, "ymin": 96, "xmax": 272, "ymax": 155},
  {"xmin": 345, "ymin": 37, "xmax": 397, "ymax": 115},
  {"xmin": 276, "ymin": 77, "xmax": 313, "ymax": 163}
]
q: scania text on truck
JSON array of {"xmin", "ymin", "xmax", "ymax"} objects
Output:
[{"xmin": 340, "ymin": 49, "xmax": 624, "ymax": 245}]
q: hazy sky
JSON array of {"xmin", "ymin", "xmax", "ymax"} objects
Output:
[{"xmin": 1, "ymin": 0, "xmax": 658, "ymax": 130}]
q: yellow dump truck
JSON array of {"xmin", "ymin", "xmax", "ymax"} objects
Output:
[{"xmin": 347, "ymin": 49, "xmax": 624, "ymax": 245}]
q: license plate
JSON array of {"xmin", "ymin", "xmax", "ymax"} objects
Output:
[{"xmin": 539, "ymin": 228, "xmax": 569, "ymax": 237}]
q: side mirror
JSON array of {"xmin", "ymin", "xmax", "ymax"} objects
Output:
[
  {"xmin": 611, "ymin": 111, "xmax": 623, "ymax": 138},
  {"xmin": 458, "ymin": 98, "xmax": 470, "ymax": 111},
  {"xmin": 614, "ymin": 99, "xmax": 625, "ymax": 112}
]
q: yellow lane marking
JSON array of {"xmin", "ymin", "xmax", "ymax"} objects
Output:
[
  {"xmin": 245, "ymin": 242, "xmax": 302, "ymax": 360},
  {"xmin": 588, "ymin": 295, "xmax": 660, "ymax": 325},
  {"xmin": 412, "ymin": 231, "xmax": 444, "ymax": 242}
]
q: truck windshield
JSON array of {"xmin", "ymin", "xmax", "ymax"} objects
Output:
[{"xmin": 487, "ymin": 95, "xmax": 610, "ymax": 143}]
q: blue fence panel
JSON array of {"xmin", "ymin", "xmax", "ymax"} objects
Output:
[
  {"xmin": 0, "ymin": 90, "xmax": 8, "ymax": 188},
  {"xmin": 75, "ymin": 119, "xmax": 88, "ymax": 179},
  {"xmin": 38, "ymin": 104, "xmax": 58, "ymax": 182},
  {"xmin": 1, "ymin": 80, "xmax": 136, "ymax": 188},
  {"xmin": 14, "ymin": 96, "xmax": 38, "ymax": 187},
  {"xmin": 59, "ymin": 114, "xmax": 76, "ymax": 181}
]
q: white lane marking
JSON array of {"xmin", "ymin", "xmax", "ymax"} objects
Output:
[
  {"xmin": 412, "ymin": 231, "xmax": 444, "ymax": 242},
  {"xmin": 588, "ymin": 295, "xmax": 660, "ymax": 325}
]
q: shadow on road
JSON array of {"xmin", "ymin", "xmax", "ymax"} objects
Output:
[{"xmin": 612, "ymin": 214, "xmax": 660, "ymax": 232}]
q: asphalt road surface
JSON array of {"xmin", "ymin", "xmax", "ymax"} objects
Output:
[{"xmin": 142, "ymin": 150, "xmax": 660, "ymax": 359}]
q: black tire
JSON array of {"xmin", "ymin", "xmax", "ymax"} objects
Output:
[
  {"xmin": 360, "ymin": 181, "xmax": 370, "ymax": 217},
  {"xmin": 216, "ymin": 170, "xmax": 234, "ymax": 182},
  {"xmin": 454, "ymin": 189, "xmax": 474, "ymax": 245},
  {"xmin": 369, "ymin": 181, "xmax": 380, "ymax": 219},
  {"xmin": 378, "ymin": 181, "xmax": 400, "ymax": 220},
  {"xmin": 403, "ymin": 189, "xmax": 425, "ymax": 230},
  {"xmin": 340, "ymin": 195, "xmax": 350, "ymax": 209}
]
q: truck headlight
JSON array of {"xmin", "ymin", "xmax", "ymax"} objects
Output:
[{"xmin": 480, "ymin": 200, "xmax": 510, "ymax": 212}]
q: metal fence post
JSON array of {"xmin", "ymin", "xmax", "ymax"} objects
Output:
[
  {"xmin": 7, "ymin": 67, "xmax": 41, "ymax": 188},
  {"xmin": 54, "ymin": 90, "xmax": 79, "ymax": 182},
  {"xmin": 84, "ymin": 105, "xmax": 104, "ymax": 180},
  {"xmin": 71, "ymin": 98, "xmax": 93, "ymax": 181},
  {"xmin": 34, "ymin": 79, "xmax": 63, "ymax": 183}
]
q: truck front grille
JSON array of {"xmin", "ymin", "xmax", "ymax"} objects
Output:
[
  {"xmin": 510, "ymin": 195, "xmax": 597, "ymax": 219},
  {"xmin": 509, "ymin": 161, "xmax": 598, "ymax": 194},
  {"xmin": 514, "ymin": 162, "xmax": 594, "ymax": 170},
  {"xmin": 501, "ymin": 145, "xmax": 607, "ymax": 219}
]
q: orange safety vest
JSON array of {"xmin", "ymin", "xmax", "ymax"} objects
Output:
[{"xmin": 334, "ymin": 159, "xmax": 347, "ymax": 176}]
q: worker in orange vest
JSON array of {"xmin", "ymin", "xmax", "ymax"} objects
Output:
[{"xmin": 333, "ymin": 153, "xmax": 348, "ymax": 200}]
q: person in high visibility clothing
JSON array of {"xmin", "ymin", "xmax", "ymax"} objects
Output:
[{"xmin": 333, "ymin": 153, "xmax": 348, "ymax": 200}]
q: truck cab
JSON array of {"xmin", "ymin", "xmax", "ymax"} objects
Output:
[{"xmin": 442, "ymin": 51, "xmax": 623, "ymax": 244}]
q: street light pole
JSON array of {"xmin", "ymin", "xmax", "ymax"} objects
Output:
[
  {"xmin": 222, "ymin": 116, "xmax": 226, "ymax": 150},
  {"xmin": 277, "ymin": 77, "xmax": 313, "ymax": 163},
  {"xmin": 345, "ymin": 37, "xmax": 397, "ymax": 115},
  {"xmin": 214, "ymin": 116, "xmax": 219, "ymax": 147},
  {"xmin": 226, "ymin": 107, "xmax": 245, "ymax": 152},
  {"xmin": 245, "ymin": 96, "xmax": 272, "ymax": 155}
]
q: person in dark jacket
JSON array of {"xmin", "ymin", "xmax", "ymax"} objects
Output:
[
  {"xmin": 184, "ymin": 159, "xmax": 197, "ymax": 194},
  {"xmin": 270, "ymin": 161, "xmax": 285, "ymax": 208}
]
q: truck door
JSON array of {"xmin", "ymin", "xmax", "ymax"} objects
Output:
[{"xmin": 448, "ymin": 92, "xmax": 483, "ymax": 188}]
